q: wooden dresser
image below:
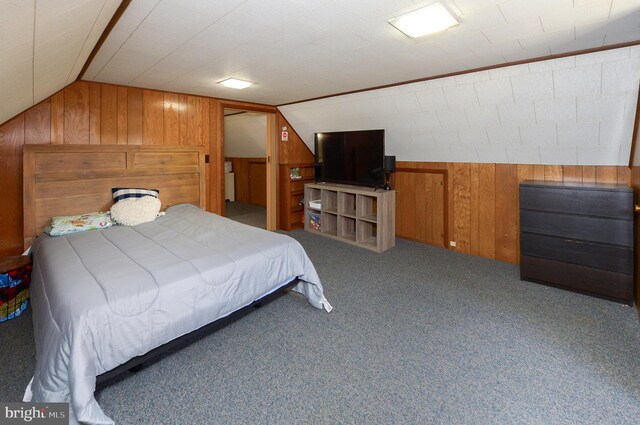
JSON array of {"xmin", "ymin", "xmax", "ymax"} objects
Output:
[{"xmin": 519, "ymin": 181, "xmax": 634, "ymax": 304}]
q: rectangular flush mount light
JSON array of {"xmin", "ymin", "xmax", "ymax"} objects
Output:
[
  {"xmin": 389, "ymin": 3, "xmax": 458, "ymax": 38},
  {"xmin": 219, "ymin": 78, "xmax": 252, "ymax": 89}
]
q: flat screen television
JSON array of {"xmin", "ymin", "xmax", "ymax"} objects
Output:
[{"xmin": 314, "ymin": 129, "xmax": 385, "ymax": 188}]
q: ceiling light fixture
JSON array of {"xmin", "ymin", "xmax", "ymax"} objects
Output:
[
  {"xmin": 219, "ymin": 78, "xmax": 253, "ymax": 89},
  {"xmin": 388, "ymin": 3, "xmax": 458, "ymax": 38}
]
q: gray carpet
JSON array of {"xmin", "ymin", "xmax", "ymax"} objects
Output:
[
  {"xmin": 225, "ymin": 201, "xmax": 266, "ymax": 229},
  {"xmin": 2, "ymin": 231, "xmax": 639, "ymax": 424}
]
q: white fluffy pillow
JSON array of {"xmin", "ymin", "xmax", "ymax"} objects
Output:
[{"xmin": 110, "ymin": 195, "xmax": 161, "ymax": 226}]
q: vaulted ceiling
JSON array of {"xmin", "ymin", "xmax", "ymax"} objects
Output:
[
  {"xmin": 1, "ymin": 0, "xmax": 639, "ymax": 133},
  {"xmin": 84, "ymin": 0, "xmax": 640, "ymax": 106},
  {"xmin": 0, "ymin": 0, "xmax": 121, "ymax": 125}
]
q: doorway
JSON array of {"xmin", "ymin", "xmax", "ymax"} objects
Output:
[
  {"xmin": 210, "ymin": 100, "xmax": 278, "ymax": 230},
  {"xmin": 222, "ymin": 108, "xmax": 269, "ymax": 229}
]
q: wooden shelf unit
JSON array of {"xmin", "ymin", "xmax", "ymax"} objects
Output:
[
  {"xmin": 304, "ymin": 182, "xmax": 395, "ymax": 253},
  {"xmin": 279, "ymin": 163, "xmax": 316, "ymax": 231}
]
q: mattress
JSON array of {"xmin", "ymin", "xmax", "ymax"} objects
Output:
[{"xmin": 23, "ymin": 204, "xmax": 329, "ymax": 425}]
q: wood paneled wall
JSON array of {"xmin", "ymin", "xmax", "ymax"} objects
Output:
[
  {"xmin": 0, "ymin": 81, "xmax": 219, "ymax": 257},
  {"xmin": 225, "ymin": 157, "xmax": 266, "ymax": 206},
  {"xmin": 0, "ymin": 82, "xmax": 316, "ymax": 256},
  {"xmin": 276, "ymin": 112, "xmax": 314, "ymax": 165},
  {"xmin": 397, "ymin": 162, "xmax": 631, "ymax": 264}
]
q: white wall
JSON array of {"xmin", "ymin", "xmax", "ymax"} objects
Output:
[
  {"xmin": 279, "ymin": 46, "xmax": 640, "ymax": 165},
  {"xmin": 224, "ymin": 112, "xmax": 267, "ymax": 157}
]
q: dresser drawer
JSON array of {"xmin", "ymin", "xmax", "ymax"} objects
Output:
[
  {"xmin": 521, "ymin": 255, "xmax": 633, "ymax": 304},
  {"xmin": 520, "ymin": 233, "xmax": 632, "ymax": 274},
  {"xmin": 520, "ymin": 210, "xmax": 633, "ymax": 247},
  {"xmin": 520, "ymin": 185, "xmax": 632, "ymax": 219}
]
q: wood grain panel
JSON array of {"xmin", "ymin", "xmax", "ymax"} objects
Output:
[
  {"xmin": 495, "ymin": 164, "xmax": 518, "ymax": 263},
  {"xmin": 395, "ymin": 169, "xmax": 450, "ymax": 245},
  {"xmin": 35, "ymin": 152, "xmax": 126, "ymax": 173},
  {"xmin": 89, "ymin": 82, "xmax": 101, "ymax": 145},
  {"xmin": 617, "ymin": 166, "xmax": 631, "ymax": 185},
  {"xmin": 199, "ymin": 97, "xmax": 209, "ymax": 148},
  {"xmin": 582, "ymin": 166, "xmax": 596, "ymax": 183},
  {"xmin": 117, "ymin": 86, "xmax": 128, "ymax": 144},
  {"xmin": 226, "ymin": 157, "xmax": 266, "ymax": 204},
  {"xmin": 395, "ymin": 171, "xmax": 410, "ymax": 239},
  {"xmin": 249, "ymin": 162, "xmax": 267, "ymax": 207},
  {"xmin": 478, "ymin": 163, "xmax": 496, "ymax": 259},
  {"xmin": 50, "ymin": 91, "xmax": 64, "ymax": 144},
  {"xmin": 432, "ymin": 173, "xmax": 445, "ymax": 247},
  {"xmin": 276, "ymin": 112, "xmax": 314, "ymax": 164},
  {"xmin": 425, "ymin": 174, "xmax": 436, "ymax": 243},
  {"xmin": 596, "ymin": 166, "xmax": 617, "ymax": 183},
  {"xmin": 405, "ymin": 172, "xmax": 418, "ymax": 239},
  {"xmin": 127, "ymin": 88, "xmax": 143, "ymax": 145},
  {"xmin": 37, "ymin": 173, "xmax": 199, "ymax": 198},
  {"xmin": 533, "ymin": 164, "xmax": 545, "ymax": 181},
  {"xmin": 453, "ymin": 163, "xmax": 471, "ymax": 253},
  {"xmin": 24, "ymin": 145, "xmax": 206, "ymax": 246},
  {"xmin": 0, "ymin": 115, "xmax": 25, "ymax": 256},
  {"xmin": 25, "ymin": 100, "xmax": 50, "ymax": 145},
  {"xmin": 131, "ymin": 151, "xmax": 199, "ymax": 168},
  {"xmin": 64, "ymin": 82, "xmax": 90, "ymax": 144},
  {"xmin": 183, "ymin": 95, "xmax": 199, "ymax": 146},
  {"xmin": 163, "ymin": 92, "xmax": 181, "ymax": 145},
  {"xmin": 544, "ymin": 165, "xmax": 563, "ymax": 181},
  {"xmin": 143, "ymin": 90, "xmax": 164, "ymax": 145},
  {"xmin": 469, "ymin": 163, "xmax": 479, "ymax": 256},
  {"xmin": 179, "ymin": 94, "xmax": 190, "ymax": 146},
  {"xmin": 562, "ymin": 165, "xmax": 582, "ymax": 182},
  {"xmin": 415, "ymin": 173, "xmax": 427, "ymax": 242},
  {"xmin": 101, "ymin": 85, "xmax": 118, "ymax": 144}
]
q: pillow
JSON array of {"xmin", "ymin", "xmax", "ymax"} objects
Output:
[
  {"xmin": 46, "ymin": 212, "xmax": 113, "ymax": 236},
  {"xmin": 112, "ymin": 187, "xmax": 159, "ymax": 203},
  {"xmin": 110, "ymin": 195, "xmax": 162, "ymax": 226}
]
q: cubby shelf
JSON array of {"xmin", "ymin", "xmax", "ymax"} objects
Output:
[
  {"xmin": 304, "ymin": 182, "xmax": 395, "ymax": 253},
  {"xmin": 279, "ymin": 163, "xmax": 316, "ymax": 231}
]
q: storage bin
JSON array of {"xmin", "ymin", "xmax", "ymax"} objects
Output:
[{"xmin": 0, "ymin": 257, "xmax": 32, "ymax": 322}]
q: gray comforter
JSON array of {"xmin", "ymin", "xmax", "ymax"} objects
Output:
[{"xmin": 23, "ymin": 204, "xmax": 329, "ymax": 424}]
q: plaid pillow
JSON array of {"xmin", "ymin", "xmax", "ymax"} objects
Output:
[{"xmin": 112, "ymin": 187, "xmax": 160, "ymax": 203}]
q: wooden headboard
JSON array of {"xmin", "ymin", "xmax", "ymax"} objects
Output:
[{"xmin": 23, "ymin": 145, "xmax": 206, "ymax": 249}]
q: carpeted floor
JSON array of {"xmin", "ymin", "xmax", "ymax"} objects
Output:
[
  {"xmin": 2, "ymin": 231, "xmax": 639, "ymax": 424},
  {"xmin": 225, "ymin": 201, "xmax": 266, "ymax": 229}
]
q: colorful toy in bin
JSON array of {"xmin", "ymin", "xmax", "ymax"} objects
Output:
[
  {"xmin": 309, "ymin": 213, "xmax": 321, "ymax": 230},
  {"xmin": 0, "ymin": 257, "xmax": 32, "ymax": 322}
]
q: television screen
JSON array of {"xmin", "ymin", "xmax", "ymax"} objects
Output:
[{"xmin": 314, "ymin": 129, "xmax": 385, "ymax": 187}]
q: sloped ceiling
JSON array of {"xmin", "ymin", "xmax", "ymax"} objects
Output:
[
  {"xmin": 0, "ymin": 0, "xmax": 121, "ymax": 125},
  {"xmin": 279, "ymin": 46, "xmax": 640, "ymax": 166},
  {"xmin": 83, "ymin": 0, "xmax": 640, "ymax": 105},
  {"xmin": 224, "ymin": 111, "xmax": 267, "ymax": 157}
]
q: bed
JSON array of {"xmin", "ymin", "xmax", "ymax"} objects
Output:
[{"xmin": 21, "ymin": 145, "xmax": 330, "ymax": 425}]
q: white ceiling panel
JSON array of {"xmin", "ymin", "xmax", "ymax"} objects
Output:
[
  {"xmin": 2, "ymin": 0, "xmax": 640, "ymax": 146},
  {"xmin": 1, "ymin": 0, "xmax": 118, "ymax": 125},
  {"xmin": 0, "ymin": 1, "xmax": 34, "ymax": 124},
  {"xmin": 75, "ymin": 0, "xmax": 639, "ymax": 107},
  {"xmin": 280, "ymin": 47, "xmax": 640, "ymax": 166}
]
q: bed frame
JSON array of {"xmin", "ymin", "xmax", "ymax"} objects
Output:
[
  {"xmin": 23, "ymin": 144, "xmax": 296, "ymax": 385},
  {"xmin": 96, "ymin": 277, "xmax": 299, "ymax": 385},
  {"xmin": 23, "ymin": 145, "xmax": 206, "ymax": 250}
]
